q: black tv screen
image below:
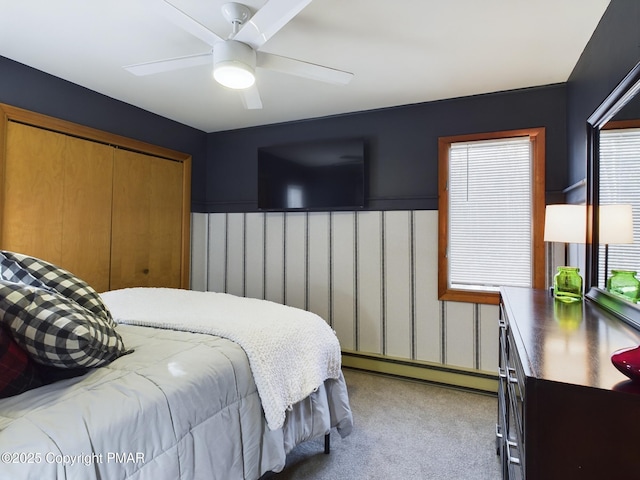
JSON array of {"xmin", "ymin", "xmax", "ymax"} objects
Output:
[{"xmin": 258, "ymin": 138, "xmax": 365, "ymax": 211}]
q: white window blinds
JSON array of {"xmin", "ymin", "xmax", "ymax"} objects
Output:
[
  {"xmin": 598, "ymin": 127, "xmax": 640, "ymax": 287},
  {"xmin": 448, "ymin": 136, "xmax": 532, "ymax": 291}
]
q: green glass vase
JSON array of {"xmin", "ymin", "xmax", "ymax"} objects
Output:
[
  {"xmin": 553, "ymin": 266, "xmax": 582, "ymax": 303},
  {"xmin": 607, "ymin": 270, "xmax": 640, "ymax": 302}
]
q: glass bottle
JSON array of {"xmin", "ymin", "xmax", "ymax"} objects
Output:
[
  {"xmin": 553, "ymin": 266, "xmax": 582, "ymax": 302},
  {"xmin": 606, "ymin": 270, "xmax": 640, "ymax": 302}
]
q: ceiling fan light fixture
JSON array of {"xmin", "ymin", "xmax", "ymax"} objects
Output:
[
  {"xmin": 214, "ymin": 62, "xmax": 255, "ymax": 89},
  {"xmin": 213, "ymin": 40, "xmax": 256, "ymax": 89}
]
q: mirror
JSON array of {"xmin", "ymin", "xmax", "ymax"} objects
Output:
[{"xmin": 586, "ymin": 61, "xmax": 640, "ymax": 323}]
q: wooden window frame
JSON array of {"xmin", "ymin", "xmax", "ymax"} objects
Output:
[{"xmin": 438, "ymin": 128, "xmax": 546, "ymax": 305}]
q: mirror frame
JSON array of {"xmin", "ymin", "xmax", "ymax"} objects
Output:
[
  {"xmin": 586, "ymin": 60, "xmax": 640, "ymax": 289},
  {"xmin": 585, "ymin": 60, "xmax": 640, "ymax": 329}
]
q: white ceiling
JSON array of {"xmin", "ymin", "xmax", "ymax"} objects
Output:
[{"xmin": 0, "ymin": 0, "xmax": 610, "ymax": 133}]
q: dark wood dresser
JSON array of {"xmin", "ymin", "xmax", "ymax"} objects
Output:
[{"xmin": 497, "ymin": 286, "xmax": 640, "ymax": 479}]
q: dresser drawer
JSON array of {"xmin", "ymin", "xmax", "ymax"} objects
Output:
[
  {"xmin": 498, "ymin": 302, "xmax": 525, "ymax": 479},
  {"xmin": 506, "ymin": 329, "xmax": 525, "ymax": 440}
]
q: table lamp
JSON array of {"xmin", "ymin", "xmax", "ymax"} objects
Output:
[
  {"xmin": 599, "ymin": 204, "xmax": 634, "ymax": 283},
  {"xmin": 544, "ymin": 204, "xmax": 586, "ymax": 301}
]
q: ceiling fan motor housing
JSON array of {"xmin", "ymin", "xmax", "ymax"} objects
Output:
[
  {"xmin": 213, "ymin": 40, "xmax": 256, "ymax": 89},
  {"xmin": 221, "ymin": 2, "xmax": 251, "ymax": 27}
]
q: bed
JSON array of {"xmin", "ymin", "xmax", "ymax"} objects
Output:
[{"xmin": 0, "ymin": 251, "xmax": 353, "ymax": 480}]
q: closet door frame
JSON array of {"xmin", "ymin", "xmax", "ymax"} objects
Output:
[{"xmin": 0, "ymin": 103, "xmax": 192, "ymax": 289}]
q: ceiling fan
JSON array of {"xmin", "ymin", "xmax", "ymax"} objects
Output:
[{"xmin": 124, "ymin": 0, "xmax": 354, "ymax": 109}]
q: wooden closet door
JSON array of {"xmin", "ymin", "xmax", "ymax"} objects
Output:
[
  {"xmin": 110, "ymin": 149, "xmax": 184, "ymax": 289},
  {"xmin": 2, "ymin": 122, "xmax": 113, "ymax": 292},
  {"xmin": 60, "ymin": 136, "xmax": 113, "ymax": 293},
  {"xmin": 3, "ymin": 122, "xmax": 66, "ymax": 262}
]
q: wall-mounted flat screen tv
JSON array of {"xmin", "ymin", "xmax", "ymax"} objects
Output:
[{"xmin": 258, "ymin": 138, "xmax": 366, "ymax": 211}]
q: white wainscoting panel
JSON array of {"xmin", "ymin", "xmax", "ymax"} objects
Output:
[
  {"xmin": 285, "ymin": 212, "xmax": 307, "ymax": 310},
  {"xmin": 331, "ymin": 212, "xmax": 356, "ymax": 351},
  {"xmin": 191, "ymin": 210, "xmax": 500, "ymax": 376},
  {"xmin": 265, "ymin": 212, "xmax": 285, "ymax": 304},
  {"xmin": 413, "ymin": 210, "xmax": 441, "ymax": 363},
  {"xmin": 307, "ymin": 213, "xmax": 331, "ymax": 324},
  {"xmin": 383, "ymin": 211, "xmax": 413, "ymax": 358},
  {"xmin": 190, "ymin": 213, "xmax": 208, "ymax": 291},
  {"xmin": 226, "ymin": 213, "xmax": 245, "ymax": 298},
  {"xmin": 356, "ymin": 211, "xmax": 383, "ymax": 355},
  {"xmin": 444, "ymin": 301, "xmax": 475, "ymax": 369},
  {"xmin": 244, "ymin": 213, "xmax": 265, "ymax": 300},
  {"xmin": 480, "ymin": 304, "xmax": 500, "ymax": 372},
  {"xmin": 207, "ymin": 213, "xmax": 227, "ymax": 293}
]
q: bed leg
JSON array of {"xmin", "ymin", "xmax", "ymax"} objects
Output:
[{"xmin": 324, "ymin": 433, "xmax": 330, "ymax": 454}]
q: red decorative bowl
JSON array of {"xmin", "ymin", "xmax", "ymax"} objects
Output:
[{"xmin": 611, "ymin": 345, "xmax": 640, "ymax": 382}]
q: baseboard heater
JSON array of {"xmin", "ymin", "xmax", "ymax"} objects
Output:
[{"xmin": 341, "ymin": 351, "xmax": 498, "ymax": 394}]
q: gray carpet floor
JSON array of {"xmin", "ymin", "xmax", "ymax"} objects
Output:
[{"xmin": 269, "ymin": 368, "xmax": 501, "ymax": 479}]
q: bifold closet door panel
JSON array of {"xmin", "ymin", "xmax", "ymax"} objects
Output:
[
  {"xmin": 2, "ymin": 122, "xmax": 66, "ymax": 262},
  {"xmin": 2, "ymin": 122, "xmax": 113, "ymax": 292},
  {"xmin": 111, "ymin": 149, "xmax": 184, "ymax": 290},
  {"xmin": 60, "ymin": 136, "xmax": 113, "ymax": 293}
]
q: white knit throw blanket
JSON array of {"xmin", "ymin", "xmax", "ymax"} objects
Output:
[{"xmin": 100, "ymin": 288, "xmax": 342, "ymax": 430}]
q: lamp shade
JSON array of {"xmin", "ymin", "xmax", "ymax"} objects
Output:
[
  {"xmin": 544, "ymin": 204, "xmax": 586, "ymax": 244},
  {"xmin": 599, "ymin": 204, "xmax": 634, "ymax": 245}
]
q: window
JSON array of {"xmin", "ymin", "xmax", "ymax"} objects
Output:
[
  {"xmin": 438, "ymin": 128, "xmax": 546, "ymax": 304},
  {"xmin": 598, "ymin": 123, "xmax": 640, "ymax": 287}
]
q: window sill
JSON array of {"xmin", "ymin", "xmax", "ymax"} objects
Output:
[{"xmin": 438, "ymin": 289, "xmax": 500, "ymax": 305}]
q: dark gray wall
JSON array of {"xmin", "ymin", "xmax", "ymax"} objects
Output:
[
  {"xmin": 567, "ymin": 0, "xmax": 640, "ymax": 195},
  {"xmin": 14, "ymin": 4, "xmax": 628, "ymax": 217},
  {"xmin": 0, "ymin": 56, "xmax": 208, "ymax": 209},
  {"xmin": 203, "ymin": 84, "xmax": 567, "ymax": 213}
]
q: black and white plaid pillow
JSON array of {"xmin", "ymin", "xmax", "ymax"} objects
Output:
[
  {"xmin": 0, "ymin": 254, "xmax": 47, "ymax": 288},
  {"xmin": 0, "ymin": 251, "xmax": 115, "ymax": 328},
  {"xmin": 0, "ymin": 280, "xmax": 126, "ymax": 369}
]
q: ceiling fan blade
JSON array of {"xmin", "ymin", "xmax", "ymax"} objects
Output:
[
  {"xmin": 241, "ymin": 85, "xmax": 263, "ymax": 109},
  {"xmin": 160, "ymin": 0, "xmax": 223, "ymax": 47},
  {"xmin": 124, "ymin": 52, "xmax": 211, "ymax": 76},
  {"xmin": 233, "ymin": 0, "xmax": 313, "ymax": 49},
  {"xmin": 257, "ymin": 52, "xmax": 353, "ymax": 85}
]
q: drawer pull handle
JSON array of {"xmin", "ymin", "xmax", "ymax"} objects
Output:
[
  {"xmin": 498, "ymin": 367, "xmax": 507, "ymax": 379},
  {"xmin": 506, "ymin": 440, "xmax": 521, "ymax": 465},
  {"xmin": 495, "ymin": 423, "xmax": 503, "ymax": 439},
  {"xmin": 507, "ymin": 367, "xmax": 519, "ymax": 384}
]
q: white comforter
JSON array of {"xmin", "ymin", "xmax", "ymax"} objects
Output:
[{"xmin": 100, "ymin": 288, "xmax": 342, "ymax": 431}]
